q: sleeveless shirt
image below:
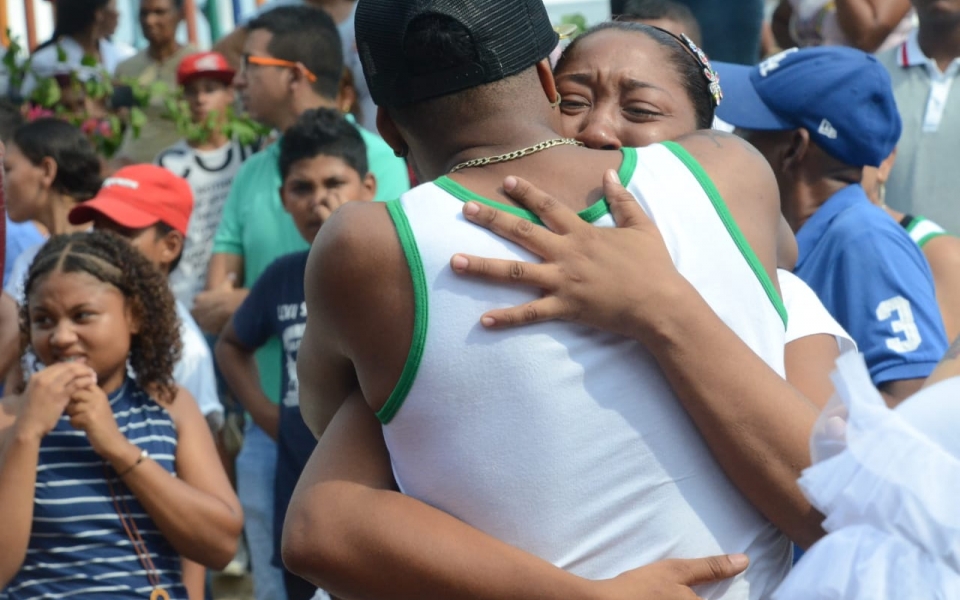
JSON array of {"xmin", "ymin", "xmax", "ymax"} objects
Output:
[
  {"xmin": 2, "ymin": 379, "xmax": 188, "ymax": 600},
  {"xmin": 900, "ymin": 214, "xmax": 949, "ymax": 249},
  {"xmin": 379, "ymin": 144, "xmax": 792, "ymax": 599}
]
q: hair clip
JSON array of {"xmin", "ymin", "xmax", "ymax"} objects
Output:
[{"xmin": 679, "ymin": 33, "xmax": 723, "ymax": 107}]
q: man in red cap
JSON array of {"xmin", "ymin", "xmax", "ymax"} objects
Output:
[{"xmin": 156, "ymin": 51, "xmax": 258, "ymax": 312}]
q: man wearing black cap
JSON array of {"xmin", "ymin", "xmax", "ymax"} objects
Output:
[
  {"xmin": 283, "ymin": 1, "xmax": 821, "ymax": 598},
  {"xmin": 716, "ymin": 46, "xmax": 948, "ymax": 405}
]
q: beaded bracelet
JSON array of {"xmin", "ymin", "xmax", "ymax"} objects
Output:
[{"xmin": 118, "ymin": 448, "xmax": 149, "ymax": 478}]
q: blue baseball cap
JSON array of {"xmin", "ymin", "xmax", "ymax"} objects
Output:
[{"xmin": 714, "ymin": 46, "xmax": 901, "ymax": 168}]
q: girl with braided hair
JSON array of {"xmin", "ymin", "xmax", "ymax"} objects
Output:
[{"xmin": 0, "ymin": 231, "xmax": 242, "ymax": 599}]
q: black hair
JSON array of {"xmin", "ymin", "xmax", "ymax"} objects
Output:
[
  {"xmin": 35, "ymin": 0, "xmax": 111, "ymax": 52},
  {"xmin": 558, "ymin": 21, "xmax": 715, "ymax": 129},
  {"xmin": 12, "ymin": 118, "xmax": 103, "ymax": 201},
  {"xmin": 620, "ymin": 0, "xmax": 703, "ymax": 46},
  {"xmin": 247, "ymin": 6, "xmax": 344, "ymax": 99},
  {"xmin": 0, "ymin": 99, "xmax": 24, "ymax": 143},
  {"xmin": 20, "ymin": 231, "xmax": 182, "ymax": 403},
  {"xmin": 279, "ymin": 108, "xmax": 368, "ymax": 182}
]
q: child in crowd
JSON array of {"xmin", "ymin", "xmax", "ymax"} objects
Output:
[
  {"xmin": 67, "ymin": 164, "xmax": 224, "ymax": 434},
  {"xmin": 215, "ymin": 108, "xmax": 375, "ymax": 600},
  {"xmin": 0, "ymin": 230, "xmax": 242, "ymax": 599},
  {"xmin": 156, "ymin": 51, "xmax": 257, "ymax": 310},
  {"xmin": 64, "ymin": 169, "xmax": 226, "ymax": 596}
]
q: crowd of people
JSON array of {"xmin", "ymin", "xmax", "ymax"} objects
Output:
[{"xmin": 0, "ymin": 0, "xmax": 958, "ymax": 599}]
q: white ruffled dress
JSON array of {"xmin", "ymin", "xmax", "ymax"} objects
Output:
[{"xmin": 773, "ymin": 352, "xmax": 960, "ymax": 600}]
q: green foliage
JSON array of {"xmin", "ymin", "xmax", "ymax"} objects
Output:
[
  {"xmin": 560, "ymin": 13, "xmax": 589, "ymax": 37},
  {"xmin": 2, "ymin": 32, "xmax": 265, "ymax": 158}
]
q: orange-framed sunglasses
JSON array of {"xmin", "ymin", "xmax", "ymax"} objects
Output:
[{"xmin": 241, "ymin": 55, "xmax": 318, "ymax": 83}]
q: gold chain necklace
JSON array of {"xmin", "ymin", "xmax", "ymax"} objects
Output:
[{"xmin": 448, "ymin": 138, "xmax": 584, "ymax": 173}]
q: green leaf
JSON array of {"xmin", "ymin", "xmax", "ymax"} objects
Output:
[
  {"xmin": 80, "ymin": 53, "xmax": 98, "ymax": 68},
  {"xmin": 30, "ymin": 77, "xmax": 61, "ymax": 107},
  {"xmin": 56, "ymin": 44, "xmax": 67, "ymax": 63},
  {"xmin": 129, "ymin": 107, "xmax": 147, "ymax": 137}
]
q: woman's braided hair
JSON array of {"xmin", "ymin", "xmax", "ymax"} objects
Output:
[{"xmin": 20, "ymin": 231, "xmax": 182, "ymax": 403}]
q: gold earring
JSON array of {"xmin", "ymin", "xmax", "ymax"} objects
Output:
[{"xmin": 550, "ymin": 92, "xmax": 562, "ymax": 109}]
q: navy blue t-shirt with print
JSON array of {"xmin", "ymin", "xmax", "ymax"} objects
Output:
[{"xmin": 230, "ymin": 250, "xmax": 316, "ymax": 567}]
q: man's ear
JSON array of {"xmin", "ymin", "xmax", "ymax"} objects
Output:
[
  {"xmin": 376, "ymin": 108, "xmax": 407, "ymax": 156},
  {"xmin": 781, "ymin": 128, "xmax": 810, "ymax": 173},
  {"xmin": 360, "ymin": 172, "xmax": 377, "ymax": 201},
  {"xmin": 160, "ymin": 229, "xmax": 185, "ymax": 271}
]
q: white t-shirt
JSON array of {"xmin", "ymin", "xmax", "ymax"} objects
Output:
[
  {"xmin": 23, "ymin": 37, "xmax": 123, "ymax": 97},
  {"xmin": 780, "ymin": 269, "xmax": 856, "ymax": 353},
  {"xmin": 174, "ymin": 300, "xmax": 223, "ymax": 419},
  {"xmin": 157, "ymin": 139, "xmax": 255, "ymax": 308},
  {"xmin": 4, "ymin": 242, "xmax": 42, "ymax": 305}
]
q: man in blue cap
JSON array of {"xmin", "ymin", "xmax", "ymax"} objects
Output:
[{"xmin": 716, "ymin": 46, "xmax": 948, "ymax": 406}]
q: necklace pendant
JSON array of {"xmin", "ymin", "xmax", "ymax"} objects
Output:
[{"xmin": 150, "ymin": 588, "xmax": 171, "ymax": 600}]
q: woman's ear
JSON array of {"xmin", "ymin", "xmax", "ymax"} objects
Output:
[
  {"xmin": 535, "ymin": 58, "xmax": 560, "ymax": 106},
  {"xmin": 39, "ymin": 156, "xmax": 58, "ymax": 191}
]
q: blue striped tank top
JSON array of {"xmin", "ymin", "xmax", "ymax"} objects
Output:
[{"xmin": 2, "ymin": 379, "xmax": 188, "ymax": 600}]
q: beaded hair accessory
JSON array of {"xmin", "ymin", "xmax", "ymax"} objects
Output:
[{"xmin": 678, "ymin": 33, "xmax": 723, "ymax": 107}]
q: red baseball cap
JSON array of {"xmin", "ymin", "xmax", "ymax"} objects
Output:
[
  {"xmin": 69, "ymin": 165, "xmax": 193, "ymax": 235},
  {"xmin": 177, "ymin": 51, "xmax": 235, "ymax": 87}
]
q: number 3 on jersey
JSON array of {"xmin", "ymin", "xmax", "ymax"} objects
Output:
[{"xmin": 876, "ymin": 296, "xmax": 923, "ymax": 353}]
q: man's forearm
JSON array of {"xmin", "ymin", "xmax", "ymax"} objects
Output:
[{"xmin": 632, "ymin": 279, "xmax": 825, "ymax": 548}]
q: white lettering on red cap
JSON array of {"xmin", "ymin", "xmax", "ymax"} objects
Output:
[
  {"xmin": 103, "ymin": 177, "xmax": 140, "ymax": 189},
  {"xmin": 195, "ymin": 55, "xmax": 222, "ymax": 71}
]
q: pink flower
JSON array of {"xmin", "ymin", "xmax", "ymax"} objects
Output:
[
  {"xmin": 97, "ymin": 121, "xmax": 114, "ymax": 137},
  {"xmin": 25, "ymin": 106, "xmax": 54, "ymax": 121},
  {"xmin": 80, "ymin": 118, "xmax": 98, "ymax": 135}
]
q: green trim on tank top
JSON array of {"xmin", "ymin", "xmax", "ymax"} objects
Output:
[
  {"xmin": 660, "ymin": 141, "xmax": 789, "ymax": 330},
  {"xmin": 433, "ymin": 147, "xmax": 639, "ymax": 224},
  {"xmin": 905, "ymin": 215, "xmax": 950, "ymax": 249},
  {"xmin": 379, "ymin": 200, "xmax": 430, "ymax": 424}
]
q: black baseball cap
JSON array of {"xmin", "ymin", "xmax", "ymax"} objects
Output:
[{"xmin": 356, "ymin": 0, "xmax": 560, "ymax": 108}]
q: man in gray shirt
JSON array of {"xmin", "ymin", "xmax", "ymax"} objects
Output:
[{"xmin": 876, "ymin": 0, "xmax": 960, "ymax": 233}]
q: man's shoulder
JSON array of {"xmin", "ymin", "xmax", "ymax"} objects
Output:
[
  {"xmin": 309, "ymin": 201, "xmax": 399, "ymax": 291},
  {"xmin": 228, "ymin": 144, "xmax": 279, "ymax": 191},
  {"xmin": 115, "ymin": 50, "xmax": 148, "ymax": 77},
  {"xmin": 829, "ymin": 200, "xmax": 917, "ymax": 249},
  {"xmin": 874, "ymin": 45, "xmax": 901, "ymax": 71}
]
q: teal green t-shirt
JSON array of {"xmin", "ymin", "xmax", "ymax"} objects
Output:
[{"xmin": 212, "ymin": 115, "xmax": 410, "ymax": 404}]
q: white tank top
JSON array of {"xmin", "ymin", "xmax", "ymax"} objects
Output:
[{"xmin": 380, "ymin": 143, "xmax": 792, "ymax": 600}]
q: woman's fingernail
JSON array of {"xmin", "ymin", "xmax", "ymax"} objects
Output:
[
  {"xmin": 481, "ymin": 316, "xmax": 496, "ymax": 327},
  {"xmin": 451, "ymin": 255, "xmax": 468, "ymax": 271},
  {"xmin": 503, "ymin": 176, "xmax": 518, "ymax": 191},
  {"xmin": 463, "ymin": 202, "xmax": 480, "ymax": 217},
  {"xmin": 605, "ymin": 169, "xmax": 619, "ymax": 184}
]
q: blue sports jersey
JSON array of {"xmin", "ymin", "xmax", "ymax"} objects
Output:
[{"xmin": 795, "ymin": 184, "xmax": 947, "ymax": 385}]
